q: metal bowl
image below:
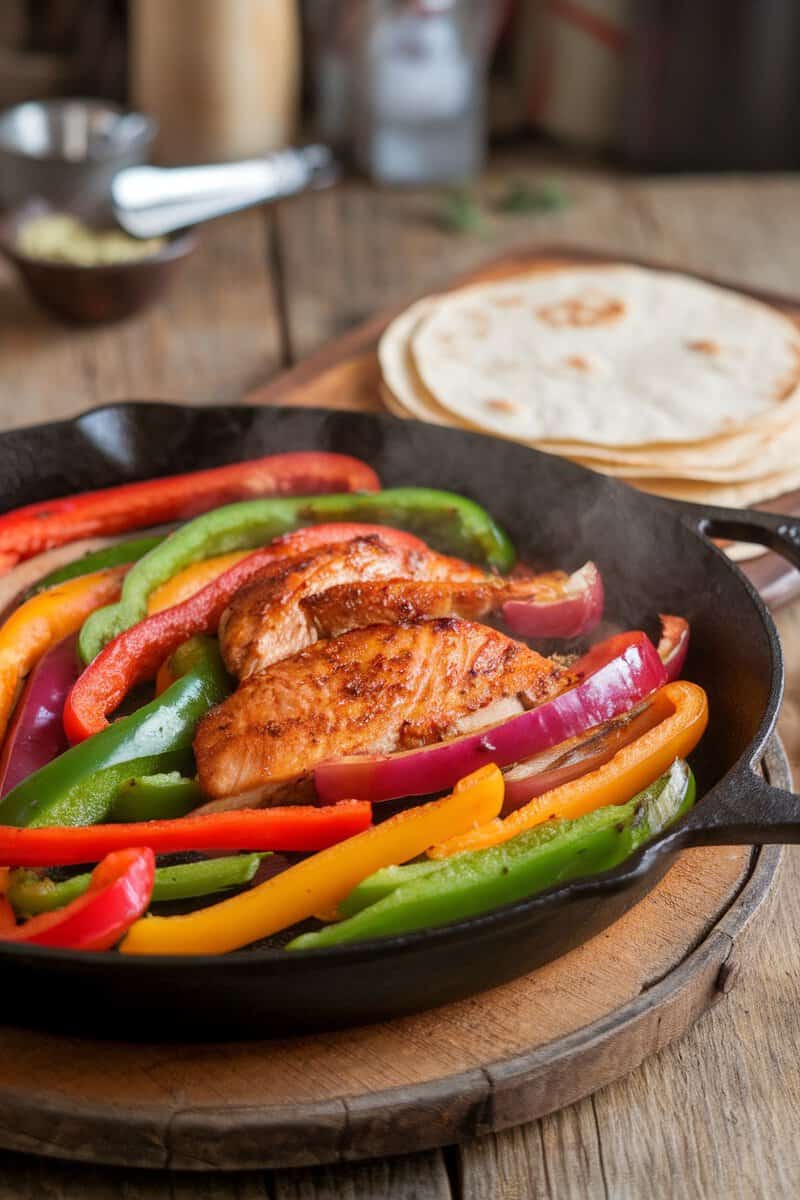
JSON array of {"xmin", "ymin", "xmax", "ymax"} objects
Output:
[
  {"xmin": 0, "ymin": 98, "xmax": 157, "ymax": 209},
  {"xmin": 0, "ymin": 198, "xmax": 197, "ymax": 324}
]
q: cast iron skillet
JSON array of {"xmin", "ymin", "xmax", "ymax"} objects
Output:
[{"xmin": 0, "ymin": 402, "xmax": 799, "ymax": 1039}]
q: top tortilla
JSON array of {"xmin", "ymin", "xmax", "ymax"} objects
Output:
[{"xmin": 410, "ymin": 266, "xmax": 800, "ymax": 447}]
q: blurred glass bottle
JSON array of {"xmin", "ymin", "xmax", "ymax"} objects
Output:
[
  {"xmin": 623, "ymin": 0, "xmax": 800, "ymax": 169},
  {"xmin": 131, "ymin": 0, "xmax": 301, "ymax": 164},
  {"xmin": 351, "ymin": 0, "xmax": 493, "ymax": 185}
]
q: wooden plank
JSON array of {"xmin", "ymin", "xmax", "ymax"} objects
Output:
[
  {"xmin": 0, "ymin": 209, "xmax": 283, "ymax": 430},
  {"xmin": 0, "ymin": 1151, "xmax": 270, "ymax": 1198},
  {"xmin": 271, "ymin": 158, "xmax": 800, "ymax": 363},
  {"xmin": 272, "ymin": 1150, "xmax": 452, "ymax": 1200},
  {"xmin": 460, "ymin": 1101, "xmax": 608, "ymax": 1200},
  {"xmin": 0, "ymin": 827, "xmax": 777, "ymax": 1171}
]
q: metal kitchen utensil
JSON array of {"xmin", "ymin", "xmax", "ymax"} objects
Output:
[
  {"xmin": 0, "ymin": 98, "xmax": 157, "ymax": 209},
  {"xmin": 112, "ymin": 144, "xmax": 339, "ymax": 238}
]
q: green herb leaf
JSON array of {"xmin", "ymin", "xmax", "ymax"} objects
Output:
[
  {"xmin": 496, "ymin": 179, "xmax": 570, "ymax": 215},
  {"xmin": 437, "ymin": 188, "xmax": 489, "ymax": 236}
]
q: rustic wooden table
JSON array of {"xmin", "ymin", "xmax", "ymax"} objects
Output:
[{"xmin": 1, "ymin": 151, "xmax": 799, "ymax": 1199}]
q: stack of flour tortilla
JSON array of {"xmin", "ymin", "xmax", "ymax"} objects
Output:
[{"xmin": 379, "ymin": 264, "xmax": 800, "ymax": 559}]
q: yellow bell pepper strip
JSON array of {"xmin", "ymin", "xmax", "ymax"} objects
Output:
[
  {"xmin": 289, "ymin": 762, "xmax": 696, "ymax": 950},
  {"xmin": 0, "ymin": 567, "xmax": 126, "ymax": 746},
  {"xmin": 119, "ymin": 764, "xmax": 504, "ymax": 956},
  {"xmin": 428, "ymin": 681, "xmax": 708, "ymax": 859},
  {"xmin": 147, "ymin": 552, "xmax": 251, "ymax": 613}
]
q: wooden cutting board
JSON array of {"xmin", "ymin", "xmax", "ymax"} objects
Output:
[
  {"xmin": 0, "ymin": 742, "xmax": 784, "ymax": 1171},
  {"xmin": 247, "ymin": 245, "xmax": 800, "ymax": 609}
]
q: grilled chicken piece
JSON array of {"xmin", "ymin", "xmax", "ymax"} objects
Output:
[
  {"xmin": 195, "ymin": 617, "xmax": 560, "ymax": 807},
  {"xmin": 219, "ymin": 536, "xmax": 485, "ymax": 679},
  {"xmin": 303, "ymin": 577, "xmax": 546, "ymax": 640}
]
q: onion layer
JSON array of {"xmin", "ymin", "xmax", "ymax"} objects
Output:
[
  {"xmin": 657, "ymin": 615, "xmax": 690, "ymax": 682},
  {"xmin": 0, "ymin": 635, "xmax": 80, "ymax": 797},
  {"xmin": 502, "ymin": 698, "xmax": 664, "ymax": 810},
  {"xmin": 502, "ymin": 561, "xmax": 604, "ymax": 639},
  {"xmin": 314, "ymin": 631, "xmax": 668, "ymax": 804}
]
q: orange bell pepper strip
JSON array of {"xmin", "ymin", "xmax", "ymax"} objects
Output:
[
  {"xmin": 0, "ymin": 567, "xmax": 126, "ymax": 745},
  {"xmin": 120, "ymin": 764, "xmax": 504, "ymax": 956},
  {"xmin": 147, "ymin": 552, "xmax": 251, "ymax": 613},
  {"xmin": 428, "ymin": 682, "xmax": 708, "ymax": 860},
  {"xmin": 0, "ymin": 895, "xmax": 15, "ymax": 932}
]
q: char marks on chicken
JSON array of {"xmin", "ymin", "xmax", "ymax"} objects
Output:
[{"xmin": 195, "ymin": 618, "xmax": 561, "ymax": 808}]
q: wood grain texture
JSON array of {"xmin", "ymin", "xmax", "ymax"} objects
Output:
[
  {"xmin": 0, "ymin": 832, "xmax": 776, "ymax": 1171},
  {"xmin": 0, "ymin": 209, "xmax": 283, "ymax": 430}
]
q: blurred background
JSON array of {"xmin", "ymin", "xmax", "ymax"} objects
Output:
[{"xmin": 1, "ymin": 0, "xmax": 798, "ymax": 179}]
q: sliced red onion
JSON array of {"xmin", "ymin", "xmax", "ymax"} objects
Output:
[
  {"xmin": 502, "ymin": 561, "xmax": 604, "ymax": 639},
  {"xmin": 502, "ymin": 698, "xmax": 664, "ymax": 810},
  {"xmin": 0, "ymin": 635, "xmax": 80, "ymax": 797},
  {"xmin": 314, "ymin": 631, "xmax": 667, "ymax": 804},
  {"xmin": 657, "ymin": 614, "xmax": 690, "ymax": 682}
]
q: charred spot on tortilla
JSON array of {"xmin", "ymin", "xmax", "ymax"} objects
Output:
[
  {"xmin": 536, "ymin": 291, "xmax": 625, "ymax": 329},
  {"xmin": 485, "ymin": 398, "xmax": 517, "ymax": 414},
  {"xmin": 464, "ymin": 309, "xmax": 491, "ymax": 336},
  {"xmin": 565, "ymin": 355, "xmax": 591, "ymax": 371},
  {"xmin": 687, "ymin": 339, "xmax": 720, "ymax": 355}
]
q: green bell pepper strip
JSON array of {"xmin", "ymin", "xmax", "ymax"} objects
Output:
[
  {"xmin": 7, "ymin": 852, "xmax": 269, "ymax": 917},
  {"xmin": 0, "ymin": 637, "xmax": 230, "ymax": 829},
  {"xmin": 30, "ymin": 536, "xmax": 165, "ymax": 595},
  {"xmin": 338, "ymin": 859, "xmax": 446, "ymax": 917},
  {"xmin": 78, "ymin": 489, "xmax": 515, "ymax": 662},
  {"xmin": 110, "ymin": 772, "xmax": 202, "ymax": 823},
  {"xmin": 288, "ymin": 760, "xmax": 695, "ymax": 949}
]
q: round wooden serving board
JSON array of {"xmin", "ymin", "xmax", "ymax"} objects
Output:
[
  {"xmin": 0, "ymin": 740, "xmax": 785, "ymax": 1172},
  {"xmin": 246, "ymin": 245, "xmax": 800, "ymax": 609}
]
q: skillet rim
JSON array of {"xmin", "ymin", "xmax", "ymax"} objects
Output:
[{"xmin": 0, "ymin": 400, "xmax": 784, "ymax": 971}]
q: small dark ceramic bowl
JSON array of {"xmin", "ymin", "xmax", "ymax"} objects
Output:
[{"xmin": 0, "ymin": 198, "xmax": 197, "ymax": 324}]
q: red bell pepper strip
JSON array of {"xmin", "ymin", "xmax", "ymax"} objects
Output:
[
  {"xmin": 0, "ymin": 895, "xmax": 15, "ymax": 932},
  {"xmin": 0, "ymin": 847, "xmax": 154, "ymax": 950},
  {"xmin": 0, "ymin": 801, "xmax": 372, "ymax": 868},
  {"xmin": 0, "ymin": 635, "xmax": 81, "ymax": 798},
  {"xmin": 0, "ymin": 452, "xmax": 380, "ymax": 573},
  {"xmin": 64, "ymin": 523, "xmax": 432, "ymax": 743}
]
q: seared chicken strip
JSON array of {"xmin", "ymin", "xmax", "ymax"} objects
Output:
[
  {"xmin": 195, "ymin": 618, "xmax": 561, "ymax": 807},
  {"xmin": 303, "ymin": 577, "xmax": 547, "ymax": 640},
  {"xmin": 219, "ymin": 536, "xmax": 485, "ymax": 679}
]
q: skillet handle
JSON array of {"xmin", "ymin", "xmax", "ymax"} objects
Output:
[
  {"xmin": 668, "ymin": 499, "xmax": 800, "ymax": 568},
  {"xmin": 656, "ymin": 501, "xmax": 800, "ymax": 844},
  {"xmin": 676, "ymin": 768, "xmax": 800, "ymax": 846}
]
